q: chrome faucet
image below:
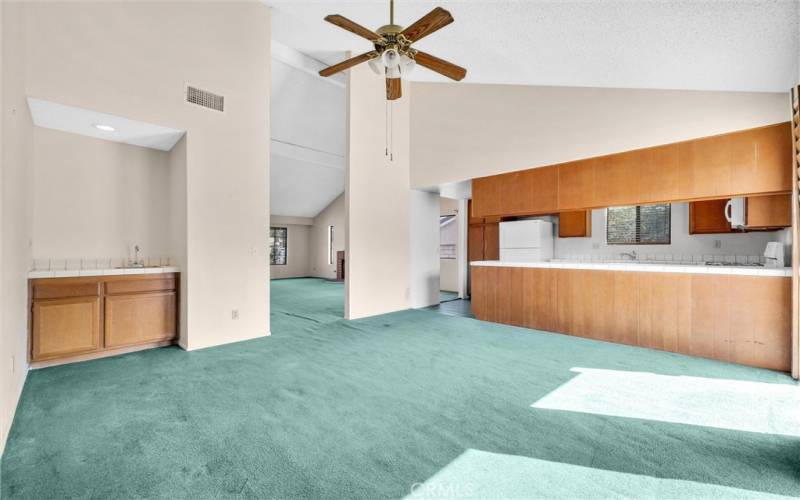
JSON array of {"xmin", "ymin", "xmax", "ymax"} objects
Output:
[
  {"xmin": 128, "ymin": 245, "xmax": 143, "ymax": 268},
  {"xmin": 620, "ymin": 250, "xmax": 638, "ymax": 261}
]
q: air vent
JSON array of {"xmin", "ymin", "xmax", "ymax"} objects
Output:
[{"xmin": 185, "ymin": 84, "xmax": 224, "ymax": 112}]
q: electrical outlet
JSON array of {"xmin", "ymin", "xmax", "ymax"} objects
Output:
[
  {"xmin": 592, "ymin": 242, "xmax": 600, "ymax": 249},
  {"xmin": 714, "ymin": 239, "xmax": 722, "ymax": 249},
  {"xmin": 231, "ymin": 309, "xmax": 239, "ymax": 320}
]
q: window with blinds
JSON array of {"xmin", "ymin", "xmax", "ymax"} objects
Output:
[{"xmin": 606, "ymin": 204, "xmax": 671, "ymax": 245}]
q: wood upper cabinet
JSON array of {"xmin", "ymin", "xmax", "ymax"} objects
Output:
[
  {"xmin": 558, "ymin": 159, "xmax": 594, "ymax": 210},
  {"xmin": 558, "ymin": 210, "xmax": 592, "ymax": 237},
  {"xmin": 471, "ymin": 175, "xmax": 502, "ymax": 217},
  {"xmin": 32, "ymin": 296, "xmax": 101, "ymax": 361},
  {"xmin": 594, "ymin": 152, "xmax": 640, "ymax": 207},
  {"xmin": 746, "ymin": 194, "xmax": 791, "ymax": 228},
  {"xmin": 689, "ymin": 199, "xmax": 732, "ymax": 234},
  {"xmin": 472, "ymin": 123, "xmax": 791, "ymax": 216},
  {"xmin": 679, "ymin": 133, "xmax": 732, "ymax": 199},
  {"xmin": 731, "ymin": 123, "xmax": 792, "ymax": 195},
  {"xmin": 468, "ymin": 223, "xmax": 485, "ymax": 261},
  {"xmin": 639, "ymin": 144, "xmax": 680, "ymax": 203}
]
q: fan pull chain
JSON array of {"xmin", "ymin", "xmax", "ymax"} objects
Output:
[
  {"xmin": 389, "ymin": 100, "xmax": 394, "ymax": 162},
  {"xmin": 385, "ymin": 100, "xmax": 389, "ymax": 158}
]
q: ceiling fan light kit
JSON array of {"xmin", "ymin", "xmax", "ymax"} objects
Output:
[{"xmin": 318, "ymin": 0, "xmax": 467, "ymax": 101}]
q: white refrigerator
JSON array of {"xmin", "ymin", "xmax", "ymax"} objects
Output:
[{"xmin": 499, "ymin": 220, "xmax": 554, "ymax": 262}]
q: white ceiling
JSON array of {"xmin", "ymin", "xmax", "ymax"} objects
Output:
[
  {"xmin": 267, "ymin": 0, "xmax": 799, "ymax": 92},
  {"xmin": 271, "ymin": 46, "xmax": 346, "ymax": 218},
  {"xmin": 27, "ymin": 98, "xmax": 185, "ymax": 151}
]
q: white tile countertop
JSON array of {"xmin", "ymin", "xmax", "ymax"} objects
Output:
[
  {"xmin": 470, "ymin": 260, "xmax": 791, "ymax": 277},
  {"xmin": 28, "ymin": 266, "xmax": 180, "ymax": 279}
]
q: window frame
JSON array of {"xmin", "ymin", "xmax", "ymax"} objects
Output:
[
  {"xmin": 606, "ymin": 204, "xmax": 671, "ymax": 245},
  {"xmin": 270, "ymin": 226, "xmax": 288, "ymax": 266}
]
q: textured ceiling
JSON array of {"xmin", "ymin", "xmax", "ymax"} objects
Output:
[{"xmin": 267, "ymin": 0, "xmax": 799, "ymax": 92}]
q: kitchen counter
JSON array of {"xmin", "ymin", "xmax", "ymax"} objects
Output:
[
  {"xmin": 470, "ymin": 260, "xmax": 791, "ymax": 277},
  {"xmin": 28, "ymin": 266, "xmax": 180, "ymax": 279}
]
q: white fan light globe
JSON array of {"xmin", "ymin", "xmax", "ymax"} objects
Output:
[{"xmin": 381, "ymin": 48, "xmax": 400, "ymax": 68}]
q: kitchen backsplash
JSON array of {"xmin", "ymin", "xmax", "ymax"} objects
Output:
[
  {"xmin": 31, "ymin": 256, "xmax": 176, "ymax": 271},
  {"xmin": 556, "ymin": 253, "xmax": 766, "ymax": 265}
]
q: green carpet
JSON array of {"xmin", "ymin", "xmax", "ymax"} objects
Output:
[{"xmin": 2, "ymin": 278, "xmax": 799, "ymax": 499}]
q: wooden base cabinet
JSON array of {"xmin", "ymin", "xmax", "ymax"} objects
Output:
[
  {"xmin": 30, "ymin": 273, "xmax": 178, "ymax": 363},
  {"xmin": 471, "ymin": 266, "xmax": 791, "ymax": 371}
]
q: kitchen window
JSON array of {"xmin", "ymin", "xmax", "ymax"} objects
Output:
[
  {"xmin": 270, "ymin": 227, "xmax": 287, "ymax": 265},
  {"xmin": 606, "ymin": 204, "xmax": 671, "ymax": 245}
]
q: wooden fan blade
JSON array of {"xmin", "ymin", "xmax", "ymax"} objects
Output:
[
  {"xmin": 319, "ymin": 52, "xmax": 377, "ymax": 77},
  {"xmin": 401, "ymin": 7, "xmax": 453, "ymax": 42},
  {"xmin": 324, "ymin": 14, "xmax": 381, "ymax": 42},
  {"xmin": 386, "ymin": 78, "xmax": 402, "ymax": 100},
  {"xmin": 414, "ymin": 51, "xmax": 466, "ymax": 81}
]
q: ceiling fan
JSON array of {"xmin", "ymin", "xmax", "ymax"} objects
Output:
[{"xmin": 318, "ymin": 0, "xmax": 467, "ymax": 100}]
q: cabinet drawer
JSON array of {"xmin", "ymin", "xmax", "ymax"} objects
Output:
[
  {"xmin": 33, "ymin": 281, "xmax": 100, "ymax": 300},
  {"xmin": 105, "ymin": 277, "xmax": 176, "ymax": 295}
]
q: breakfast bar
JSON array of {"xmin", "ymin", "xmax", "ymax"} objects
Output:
[{"xmin": 471, "ymin": 260, "xmax": 791, "ymax": 371}]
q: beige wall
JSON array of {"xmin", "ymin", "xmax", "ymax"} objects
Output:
[
  {"xmin": 409, "ymin": 190, "xmax": 440, "ymax": 308},
  {"xmin": 1, "ymin": 1, "xmax": 34, "ymax": 453},
  {"xmin": 14, "ymin": 1, "xmax": 271, "ymax": 351},
  {"xmin": 168, "ymin": 136, "xmax": 188, "ymax": 346},
  {"xmin": 270, "ymin": 223, "xmax": 310, "ymax": 279},
  {"xmin": 309, "ymin": 194, "xmax": 344, "ymax": 279},
  {"xmin": 409, "ymin": 83, "xmax": 790, "ymax": 188},
  {"xmin": 345, "ymin": 64, "xmax": 411, "ymax": 319},
  {"xmin": 0, "ymin": 1, "xmax": 270, "ymax": 450},
  {"xmin": 31, "ymin": 127, "xmax": 171, "ymax": 262}
]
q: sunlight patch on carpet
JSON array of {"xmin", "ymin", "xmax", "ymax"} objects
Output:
[
  {"xmin": 405, "ymin": 449, "xmax": 793, "ymax": 499},
  {"xmin": 531, "ymin": 368, "xmax": 800, "ymax": 437}
]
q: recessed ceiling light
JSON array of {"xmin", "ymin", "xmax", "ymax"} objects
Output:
[{"xmin": 92, "ymin": 123, "xmax": 115, "ymax": 132}]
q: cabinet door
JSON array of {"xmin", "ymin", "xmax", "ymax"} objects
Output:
[
  {"xmin": 472, "ymin": 175, "xmax": 502, "ymax": 217},
  {"xmin": 635, "ymin": 144, "xmax": 680, "ymax": 204},
  {"xmin": 522, "ymin": 268, "xmax": 556, "ymax": 331},
  {"xmin": 483, "ymin": 223, "xmax": 500, "ymax": 260},
  {"xmin": 501, "ymin": 170, "xmax": 527, "ymax": 215},
  {"xmin": 679, "ymin": 134, "xmax": 732, "ymax": 199},
  {"xmin": 730, "ymin": 123, "xmax": 792, "ymax": 195},
  {"xmin": 525, "ymin": 166, "xmax": 558, "ymax": 214},
  {"xmin": 746, "ymin": 194, "xmax": 791, "ymax": 228},
  {"xmin": 594, "ymin": 152, "xmax": 640, "ymax": 207},
  {"xmin": 558, "ymin": 211, "xmax": 592, "ymax": 237},
  {"xmin": 468, "ymin": 224, "xmax": 485, "ymax": 262},
  {"xmin": 32, "ymin": 297, "xmax": 101, "ymax": 361},
  {"xmin": 105, "ymin": 292, "xmax": 176, "ymax": 348},
  {"xmin": 558, "ymin": 160, "xmax": 594, "ymax": 210},
  {"xmin": 688, "ymin": 199, "xmax": 732, "ymax": 234}
]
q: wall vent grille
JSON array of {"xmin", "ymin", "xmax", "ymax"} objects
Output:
[{"xmin": 185, "ymin": 85, "xmax": 224, "ymax": 112}]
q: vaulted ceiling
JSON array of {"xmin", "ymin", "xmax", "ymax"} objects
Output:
[{"xmin": 268, "ymin": 0, "xmax": 798, "ymax": 92}]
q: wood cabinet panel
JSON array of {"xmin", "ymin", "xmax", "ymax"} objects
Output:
[
  {"xmin": 105, "ymin": 292, "xmax": 177, "ymax": 348},
  {"xmin": 468, "ymin": 224, "xmax": 484, "ymax": 262},
  {"xmin": 640, "ymin": 144, "xmax": 680, "ymax": 203},
  {"xmin": 33, "ymin": 281, "xmax": 100, "ymax": 300},
  {"xmin": 689, "ymin": 199, "xmax": 732, "ymax": 234},
  {"xmin": 522, "ymin": 268, "xmax": 556, "ymax": 331},
  {"xmin": 731, "ymin": 123, "xmax": 793, "ymax": 195},
  {"xmin": 471, "ymin": 176, "xmax": 502, "ymax": 217},
  {"xmin": 105, "ymin": 277, "xmax": 176, "ymax": 295},
  {"xmin": 558, "ymin": 211, "xmax": 592, "ymax": 238},
  {"xmin": 613, "ymin": 272, "xmax": 639, "ymax": 345},
  {"xmin": 470, "ymin": 266, "xmax": 790, "ymax": 371},
  {"xmin": 32, "ymin": 297, "xmax": 101, "ymax": 361},
  {"xmin": 679, "ymin": 133, "xmax": 732, "ymax": 199},
  {"xmin": 746, "ymin": 194, "xmax": 791, "ymax": 228},
  {"xmin": 594, "ymin": 152, "xmax": 641, "ymax": 207},
  {"xmin": 470, "ymin": 266, "xmax": 488, "ymax": 319},
  {"xmin": 557, "ymin": 160, "xmax": 594, "ymax": 210},
  {"xmin": 526, "ymin": 166, "xmax": 558, "ymax": 214},
  {"xmin": 483, "ymin": 223, "xmax": 500, "ymax": 261}
]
